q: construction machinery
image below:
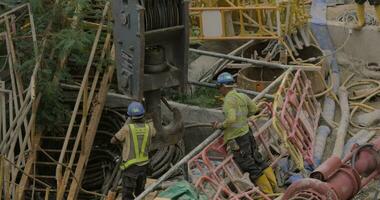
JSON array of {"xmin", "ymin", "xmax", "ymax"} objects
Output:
[
  {"xmin": 111, "ymin": 0, "xmax": 189, "ymax": 148},
  {"xmin": 189, "ymin": 0, "xmax": 313, "ymax": 60}
]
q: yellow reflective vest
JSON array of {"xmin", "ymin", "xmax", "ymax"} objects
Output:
[
  {"xmin": 120, "ymin": 123, "xmax": 151, "ymax": 170},
  {"xmin": 222, "ymin": 90, "xmax": 258, "ymax": 142}
]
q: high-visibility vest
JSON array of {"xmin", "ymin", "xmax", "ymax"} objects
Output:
[{"xmin": 120, "ymin": 123, "xmax": 150, "ymax": 170}]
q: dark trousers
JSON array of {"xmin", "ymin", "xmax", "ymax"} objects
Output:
[
  {"xmin": 122, "ymin": 164, "xmax": 148, "ymax": 200},
  {"xmin": 232, "ymin": 131, "xmax": 268, "ymax": 181}
]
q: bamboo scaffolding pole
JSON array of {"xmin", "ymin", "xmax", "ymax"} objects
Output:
[
  {"xmin": 17, "ymin": 133, "xmax": 41, "ymax": 200},
  {"xmin": 10, "ymin": 95, "xmax": 40, "ymax": 196},
  {"xmin": 56, "ymin": 3, "xmax": 110, "ymax": 199},
  {"xmin": 0, "ymin": 4, "xmax": 28, "ymax": 19},
  {"xmin": 67, "ymin": 45, "xmax": 115, "ymax": 199},
  {"xmin": 0, "ymin": 81, "xmax": 6, "ymax": 141},
  {"xmin": 0, "ymin": 155, "xmax": 3, "ymax": 200},
  {"xmin": 4, "ymin": 19, "xmax": 26, "ymax": 159},
  {"xmin": 57, "ymin": 33, "xmax": 111, "ymax": 199},
  {"xmin": 5, "ymin": 17, "xmax": 31, "ymax": 165},
  {"xmin": 0, "ymin": 36, "xmax": 47, "ymax": 154}
]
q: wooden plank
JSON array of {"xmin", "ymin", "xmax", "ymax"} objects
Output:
[{"xmin": 67, "ymin": 45, "xmax": 115, "ymax": 200}]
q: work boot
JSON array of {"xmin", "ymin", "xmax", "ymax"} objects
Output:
[
  {"xmin": 255, "ymin": 174, "xmax": 274, "ymax": 194},
  {"xmin": 354, "ymin": 4, "xmax": 366, "ymax": 30},
  {"xmin": 262, "ymin": 167, "xmax": 279, "ymax": 192},
  {"xmin": 375, "ymin": 5, "xmax": 380, "ymax": 31}
]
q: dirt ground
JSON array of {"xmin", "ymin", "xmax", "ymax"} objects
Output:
[{"xmin": 327, "ymin": 3, "xmax": 377, "ymax": 21}]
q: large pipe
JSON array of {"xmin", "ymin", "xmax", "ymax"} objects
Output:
[
  {"xmin": 134, "ymin": 67, "xmax": 293, "ymax": 200},
  {"xmin": 190, "ymin": 48, "xmax": 321, "ymax": 71},
  {"xmin": 311, "ymin": 0, "xmax": 341, "ymax": 166}
]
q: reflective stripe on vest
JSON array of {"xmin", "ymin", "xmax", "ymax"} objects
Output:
[{"xmin": 120, "ymin": 123, "xmax": 150, "ymax": 170}]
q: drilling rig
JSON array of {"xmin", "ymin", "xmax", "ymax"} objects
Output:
[{"xmin": 111, "ymin": 0, "xmax": 189, "ymax": 148}]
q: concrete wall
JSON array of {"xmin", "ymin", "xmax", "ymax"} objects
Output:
[{"xmin": 327, "ymin": 20, "xmax": 380, "ymax": 64}]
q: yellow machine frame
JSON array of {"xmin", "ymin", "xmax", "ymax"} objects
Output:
[{"xmin": 190, "ymin": 0, "xmax": 309, "ymax": 41}]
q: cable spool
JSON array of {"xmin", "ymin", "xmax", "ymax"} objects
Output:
[{"xmin": 143, "ymin": 0, "xmax": 180, "ymax": 31}]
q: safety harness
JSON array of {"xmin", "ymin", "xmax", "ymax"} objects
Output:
[{"xmin": 120, "ymin": 123, "xmax": 150, "ymax": 170}]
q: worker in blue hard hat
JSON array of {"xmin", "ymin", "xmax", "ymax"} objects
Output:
[
  {"xmin": 111, "ymin": 101, "xmax": 156, "ymax": 200},
  {"xmin": 212, "ymin": 72, "xmax": 277, "ymax": 194},
  {"xmin": 354, "ymin": 0, "xmax": 380, "ymax": 30}
]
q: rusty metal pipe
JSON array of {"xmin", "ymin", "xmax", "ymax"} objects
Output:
[{"xmin": 284, "ymin": 137, "xmax": 380, "ymax": 200}]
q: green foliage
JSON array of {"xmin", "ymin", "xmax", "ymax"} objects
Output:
[
  {"xmin": 171, "ymin": 87, "xmax": 221, "ymax": 108},
  {"xmin": 13, "ymin": 0, "xmax": 97, "ymax": 133},
  {"xmin": 36, "ymin": 69, "xmax": 69, "ymax": 132},
  {"xmin": 53, "ymin": 29, "xmax": 94, "ymax": 60}
]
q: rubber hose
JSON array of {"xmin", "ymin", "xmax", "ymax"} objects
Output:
[
  {"xmin": 152, "ymin": 160, "xmax": 173, "ymax": 178},
  {"xmin": 153, "ymin": 145, "xmax": 175, "ymax": 171},
  {"xmin": 150, "ymin": 146, "xmax": 169, "ymax": 167}
]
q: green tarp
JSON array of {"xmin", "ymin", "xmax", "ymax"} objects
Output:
[{"xmin": 158, "ymin": 181, "xmax": 208, "ymax": 200}]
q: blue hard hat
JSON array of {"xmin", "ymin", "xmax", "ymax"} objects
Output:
[
  {"xmin": 127, "ymin": 101, "xmax": 145, "ymax": 118},
  {"xmin": 217, "ymin": 72, "xmax": 235, "ymax": 85}
]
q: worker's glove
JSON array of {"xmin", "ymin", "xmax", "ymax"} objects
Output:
[{"xmin": 212, "ymin": 121, "xmax": 223, "ymax": 129}]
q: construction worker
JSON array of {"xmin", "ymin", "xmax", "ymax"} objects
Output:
[
  {"xmin": 354, "ymin": 0, "xmax": 380, "ymax": 30},
  {"xmin": 111, "ymin": 101, "xmax": 156, "ymax": 200},
  {"xmin": 212, "ymin": 72, "xmax": 277, "ymax": 194}
]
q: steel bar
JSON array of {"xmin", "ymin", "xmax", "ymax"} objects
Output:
[
  {"xmin": 190, "ymin": 48, "xmax": 321, "ymax": 71},
  {"xmin": 200, "ymin": 40, "xmax": 255, "ymax": 82},
  {"xmin": 188, "ymin": 80, "xmax": 274, "ymax": 99},
  {"xmin": 190, "ymin": 6, "xmax": 278, "ymax": 11}
]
